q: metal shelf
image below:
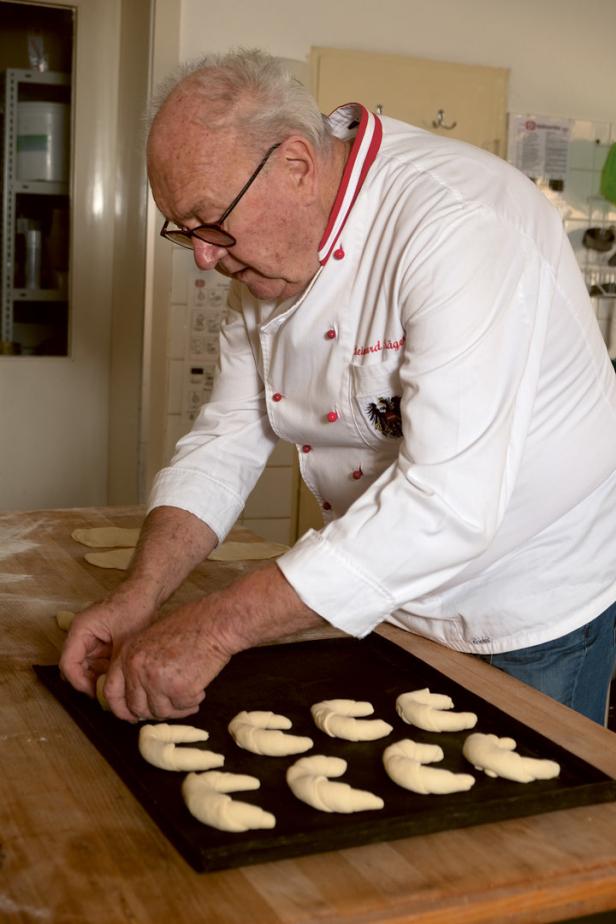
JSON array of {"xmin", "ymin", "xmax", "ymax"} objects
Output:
[
  {"xmin": 13, "ymin": 288, "xmax": 67, "ymax": 302},
  {"xmin": 1, "ymin": 68, "xmax": 70, "ymax": 344},
  {"xmin": 4, "ymin": 68, "xmax": 70, "ymax": 88},
  {"xmin": 14, "ymin": 179, "xmax": 68, "ymax": 195}
]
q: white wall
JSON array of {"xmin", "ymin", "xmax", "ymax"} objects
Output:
[{"xmin": 179, "ymin": 0, "xmax": 616, "ymax": 122}]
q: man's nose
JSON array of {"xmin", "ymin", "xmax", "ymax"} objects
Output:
[{"xmin": 192, "ymin": 238, "xmax": 228, "ymax": 271}]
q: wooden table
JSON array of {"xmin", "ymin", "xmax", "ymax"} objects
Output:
[{"xmin": 1, "ymin": 506, "xmax": 616, "ymax": 924}]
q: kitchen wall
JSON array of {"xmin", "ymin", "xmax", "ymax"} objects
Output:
[
  {"xmin": 153, "ymin": 0, "xmax": 616, "ymax": 542},
  {"xmin": 179, "ymin": 0, "xmax": 616, "ymax": 122}
]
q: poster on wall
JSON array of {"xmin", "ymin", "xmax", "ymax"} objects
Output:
[{"xmin": 507, "ymin": 114, "xmax": 572, "ymax": 183}]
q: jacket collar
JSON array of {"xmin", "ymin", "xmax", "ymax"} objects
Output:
[{"xmin": 318, "ymin": 104, "xmax": 383, "ymax": 265}]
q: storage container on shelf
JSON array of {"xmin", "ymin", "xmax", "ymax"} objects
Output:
[{"xmin": 16, "ymin": 101, "xmax": 69, "ymax": 183}]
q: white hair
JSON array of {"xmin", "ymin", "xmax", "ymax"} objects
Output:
[{"xmin": 149, "ymin": 48, "xmax": 333, "ymax": 155}]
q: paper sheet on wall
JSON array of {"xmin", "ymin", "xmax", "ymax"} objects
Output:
[
  {"xmin": 183, "ymin": 270, "xmax": 229, "ymax": 424},
  {"xmin": 507, "ymin": 114, "xmax": 572, "ymax": 182}
]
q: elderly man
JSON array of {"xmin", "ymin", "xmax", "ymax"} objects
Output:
[{"xmin": 60, "ymin": 49, "xmax": 616, "ymax": 726}]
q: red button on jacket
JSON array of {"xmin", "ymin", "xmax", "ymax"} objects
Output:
[
  {"xmin": 326, "ymin": 410, "xmax": 338, "ymax": 423},
  {"xmin": 272, "ymin": 392, "xmax": 283, "ymax": 402}
]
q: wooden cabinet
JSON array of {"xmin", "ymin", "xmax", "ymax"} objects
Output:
[{"xmin": 311, "ymin": 46, "xmax": 509, "ymax": 155}]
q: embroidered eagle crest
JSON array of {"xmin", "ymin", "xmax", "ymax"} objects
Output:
[{"xmin": 366, "ymin": 396, "xmax": 403, "ymax": 438}]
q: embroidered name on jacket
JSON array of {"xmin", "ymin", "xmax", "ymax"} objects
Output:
[{"xmin": 353, "ymin": 335, "xmax": 406, "ymax": 356}]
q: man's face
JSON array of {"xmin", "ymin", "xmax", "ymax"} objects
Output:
[{"xmin": 148, "ymin": 101, "xmax": 323, "ymax": 300}]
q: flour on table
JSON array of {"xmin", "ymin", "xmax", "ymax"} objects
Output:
[
  {"xmin": 383, "ymin": 739, "xmax": 475, "ymax": 795},
  {"xmin": 228, "ymin": 710, "xmax": 313, "ymax": 756},
  {"xmin": 287, "ymin": 754, "xmax": 384, "ymax": 813},
  {"xmin": 182, "ymin": 770, "xmax": 276, "ymax": 832},
  {"xmin": 0, "ymin": 526, "xmax": 38, "ymax": 562},
  {"xmin": 71, "ymin": 526, "xmax": 141, "ymax": 549},
  {"xmin": 0, "ymin": 572, "xmax": 30, "ymax": 584}
]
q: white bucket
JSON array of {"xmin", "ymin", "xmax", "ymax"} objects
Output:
[{"xmin": 17, "ymin": 101, "xmax": 70, "ymax": 183}]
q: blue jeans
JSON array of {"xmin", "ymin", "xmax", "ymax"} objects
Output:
[{"xmin": 478, "ymin": 600, "xmax": 616, "ymax": 725}]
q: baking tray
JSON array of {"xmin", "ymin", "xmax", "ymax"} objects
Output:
[{"xmin": 34, "ymin": 634, "xmax": 616, "ymax": 872}]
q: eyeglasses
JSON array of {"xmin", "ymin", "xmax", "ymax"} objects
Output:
[{"xmin": 160, "ymin": 142, "xmax": 282, "ymax": 250}]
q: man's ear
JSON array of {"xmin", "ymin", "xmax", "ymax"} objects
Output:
[{"xmin": 280, "ymin": 136, "xmax": 318, "ymax": 199}]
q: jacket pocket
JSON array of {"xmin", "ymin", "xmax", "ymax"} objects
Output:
[{"xmin": 349, "ymin": 360, "xmax": 404, "ymax": 448}]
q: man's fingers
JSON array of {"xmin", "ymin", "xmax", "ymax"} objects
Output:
[
  {"xmin": 97, "ymin": 660, "xmax": 205, "ymax": 723},
  {"xmin": 137, "ymin": 684, "xmax": 203, "ymax": 721},
  {"xmin": 59, "ymin": 637, "xmax": 98, "ymax": 697},
  {"xmin": 103, "ymin": 664, "xmax": 143, "ymax": 723},
  {"xmin": 89, "ymin": 657, "xmax": 110, "ymax": 675},
  {"xmin": 171, "ymin": 689, "xmax": 206, "ymax": 712},
  {"xmin": 163, "ymin": 704, "xmax": 202, "ymax": 720},
  {"xmin": 144, "ymin": 700, "xmax": 202, "ymax": 721},
  {"xmin": 60, "ymin": 629, "xmax": 113, "ymax": 696}
]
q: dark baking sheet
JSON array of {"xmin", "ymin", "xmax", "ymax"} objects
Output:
[{"xmin": 34, "ymin": 634, "xmax": 616, "ymax": 872}]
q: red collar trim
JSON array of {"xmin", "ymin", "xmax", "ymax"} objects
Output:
[{"xmin": 318, "ymin": 104, "xmax": 383, "ymax": 265}]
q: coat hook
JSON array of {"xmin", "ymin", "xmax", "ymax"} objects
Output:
[{"xmin": 432, "ymin": 109, "xmax": 457, "ymax": 130}]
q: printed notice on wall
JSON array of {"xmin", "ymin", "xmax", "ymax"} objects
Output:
[
  {"xmin": 507, "ymin": 115, "xmax": 572, "ymax": 181},
  {"xmin": 182, "ymin": 270, "xmax": 229, "ymax": 425}
]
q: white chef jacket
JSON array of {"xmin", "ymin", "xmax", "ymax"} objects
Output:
[{"xmin": 149, "ymin": 104, "xmax": 616, "ymax": 655}]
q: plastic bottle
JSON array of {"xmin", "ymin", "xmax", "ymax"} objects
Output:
[{"xmin": 25, "ymin": 229, "xmax": 42, "ymax": 289}]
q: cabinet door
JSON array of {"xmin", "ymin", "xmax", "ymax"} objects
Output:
[{"xmin": 311, "ymin": 47, "xmax": 508, "ymax": 156}]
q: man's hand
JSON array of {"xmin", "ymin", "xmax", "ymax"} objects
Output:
[
  {"xmin": 59, "ymin": 584, "xmax": 157, "ymax": 699},
  {"xmin": 104, "ymin": 599, "xmax": 227, "ymax": 722},
  {"xmin": 59, "ymin": 505, "xmax": 220, "ymax": 709},
  {"xmin": 99, "ymin": 564, "xmax": 325, "ymax": 723}
]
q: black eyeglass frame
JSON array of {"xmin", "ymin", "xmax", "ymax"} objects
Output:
[{"xmin": 160, "ymin": 142, "xmax": 282, "ymax": 250}]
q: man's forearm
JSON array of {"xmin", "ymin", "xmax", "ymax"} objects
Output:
[
  {"xmin": 124, "ymin": 505, "xmax": 219, "ymax": 608},
  {"xmin": 202, "ymin": 561, "xmax": 326, "ymax": 658}
]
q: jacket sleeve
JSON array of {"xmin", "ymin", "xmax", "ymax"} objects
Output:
[
  {"xmin": 147, "ymin": 280, "xmax": 278, "ymax": 541},
  {"xmin": 277, "ymin": 206, "xmax": 559, "ymax": 636}
]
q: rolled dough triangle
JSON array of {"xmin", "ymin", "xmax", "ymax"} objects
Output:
[
  {"xmin": 208, "ymin": 541, "xmax": 288, "ymax": 561},
  {"xmin": 85, "ymin": 548, "xmax": 134, "ymax": 570},
  {"xmin": 83, "ymin": 540, "xmax": 289, "ymax": 570},
  {"xmin": 72, "ymin": 526, "xmax": 140, "ymax": 549}
]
